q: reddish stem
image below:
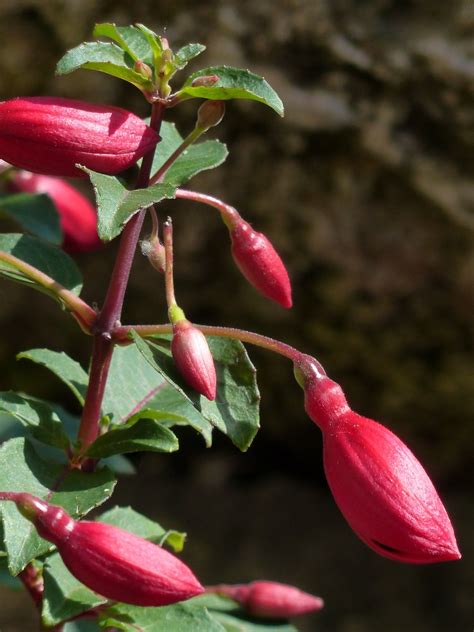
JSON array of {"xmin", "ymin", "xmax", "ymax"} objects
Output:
[{"xmin": 75, "ymin": 102, "xmax": 165, "ymax": 455}]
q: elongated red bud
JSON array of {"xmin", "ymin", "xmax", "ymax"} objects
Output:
[
  {"xmin": 171, "ymin": 319, "xmax": 217, "ymax": 400},
  {"xmin": 9, "ymin": 171, "xmax": 101, "ymax": 253},
  {"xmin": 295, "ymin": 356, "xmax": 461, "ymax": 564},
  {"xmin": 229, "ymin": 218, "xmax": 292, "ymax": 308},
  {"xmin": 208, "ymin": 581, "xmax": 324, "ymax": 619},
  {"xmin": 0, "ymin": 97, "xmax": 159, "ymax": 177},
  {"xmin": 0, "ymin": 493, "xmax": 204, "ymax": 606}
]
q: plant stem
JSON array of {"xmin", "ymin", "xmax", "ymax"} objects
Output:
[
  {"xmin": 113, "ymin": 323, "xmax": 304, "ymax": 363},
  {"xmin": 174, "ymin": 188, "xmax": 239, "ymax": 227},
  {"xmin": 0, "ymin": 251, "xmax": 96, "ymax": 332},
  {"xmin": 163, "ymin": 219, "xmax": 176, "ymax": 308},
  {"xmin": 76, "ymin": 102, "xmax": 165, "ymax": 455}
]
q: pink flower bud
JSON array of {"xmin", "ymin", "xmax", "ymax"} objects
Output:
[
  {"xmin": 230, "ymin": 218, "xmax": 292, "ymax": 308},
  {"xmin": 209, "ymin": 581, "xmax": 324, "ymax": 619},
  {"xmin": 0, "ymin": 493, "xmax": 204, "ymax": 606},
  {"xmin": 191, "ymin": 75, "xmax": 220, "ymax": 88},
  {"xmin": 0, "ymin": 97, "xmax": 159, "ymax": 177},
  {"xmin": 171, "ymin": 320, "xmax": 217, "ymax": 400},
  {"xmin": 295, "ymin": 357, "xmax": 461, "ymax": 564},
  {"xmin": 9, "ymin": 171, "xmax": 101, "ymax": 253}
]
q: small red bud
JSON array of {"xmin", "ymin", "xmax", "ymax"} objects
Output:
[
  {"xmin": 0, "ymin": 97, "xmax": 159, "ymax": 177},
  {"xmin": 295, "ymin": 357, "xmax": 461, "ymax": 564},
  {"xmin": 191, "ymin": 75, "xmax": 220, "ymax": 88},
  {"xmin": 171, "ymin": 320, "xmax": 217, "ymax": 400},
  {"xmin": 230, "ymin": 218, "xmax": 292, "ymax": 308},
  {"xmin": 196, "ymin": 100, "xmax": 225, "ymax": 130},
  {"xmin": 9, "ymin": 171, "xmax": 101, "ymax": 253},
  {"xmin": 0, "ymin": 493, "xmax": 204, "ymax": 606},
  {"xmin": 210, "ymin": 581, "xmax": 324, "ymax": 619}
]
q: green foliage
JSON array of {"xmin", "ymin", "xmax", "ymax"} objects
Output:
[
  {"xmin": 179, "ymin": 66, "xmax": 284, "ymax": 116},
  {"xmin": 174, "ymin": 43, "xmax": 207, "ymax": 69},
  {"xmin": 0, "ymin": 438, "xmax": 116, "ymax": 575},
  {"xmin": 0, "ymin": 193, "xmax": 62, "ymax": 244},
  {"xmin": 132, "ymin": 334, "xmax": 260, "ymax": 451},
  {"xmin": 150, "ymin": 121, "xmax": 228, "ymax": 186},
  {"xmin": 93, "ymin": 23, "xmax": 154, "ymax": 63},
  {"xmin": 0, "ymin": 233, "xmax": 82, "ymax": 300},
  {"xmin": 82, "ymin": 169, "xmax": 176, "ymax": 242}
]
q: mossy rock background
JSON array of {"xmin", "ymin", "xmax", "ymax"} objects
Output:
[{"xmin": 0, "ymin": 1, "xmax": 472, "ymax": 630}]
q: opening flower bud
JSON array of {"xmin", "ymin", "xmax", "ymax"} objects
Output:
[
  {"xmin": 229, "ymin": 217, "xmax": 292, "ymax": 308},
  {"xmin": 0, "ymin": 97, "xmax": 159, "ymax": 177},
  {"xmin": 296, "ymin": 356, "xmax": 461, "ymax": 563},
  {"xmin": 209, "ymin": 581, "xmax": 324, "ymax": 619},
  {"xmin": 8, "ymin": 171, "xmax": 101, "ymax": 253},
  {"xmin": 0, "ymin": 493, "xmax": 204, "ymax": 606},
  {"xmin": 196, "ymin": 100, "xmax": 225, "ymax": 130},
  {"xmin": 171, "ymin": 319, "xmax": 217, "ymax": 400}
]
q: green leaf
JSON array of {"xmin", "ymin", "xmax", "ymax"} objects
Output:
[
  {"xmin": 93, "ymin": 23, "xmax": 153, "ymax": 63},
  {"xmin": 64, "ymin": 620, "xmax": 99, "ymax": 632},
  {"xmin": 98, "ymin": 505, "xmax": 186, "ymax": 552},
  {"xmin": 56, "ymin": 42, "xmax": 152, "ymax": 91},
  {"xmin": 0, "ymin": 193, "xmax": 62, "ymax": 244},
  {"xmin": 193, "ymin": 595, "xmax": 299, "ymax": 632},
  {"xmin": 17, "ymin": 349, "xmax": 88, "ymax": 406},
  {"xmin": 132, "ymin": 333, "xmax": 260, "ymax": 452},
  {"xmin": 85, "ymin": 414, "xmax": 179, "ymax": 458},
  {"xmin": 42, "ymin": 551, "xmax": 106, "ymax": 627},
  {"xmin": 179, "ymin": 66, "xmax": 284, "ymax": 116},
  {"xmin": 82, "ymin": 168, "xmax": 176, "ymax": 241},
  {"xmin": 135, "ymin": 24, "xmax": 163, "ymax": 69},
  {"xmin": 99, "ymin": 602, "xmax": 226, "ymax": 631},
  {"xmin": 0, "ymin": 391, "xmax": 70, "ymax": 450},
  {"xmin": 0, "ymin": 233, "xmax": 82, "ymax": 300},
  {"xmin": 174, "ymin": 43, "xmax": 206, "ymax": 69},
  {"xmin": 150, "ymin": 121, "xmax": 228, "ymax": 187},
  {"xmin": 0, "ymin": 437, "xmax": 116, "ymax": 575},
  {"xmin": 102, "ymin": 343, "xmax": 213, "ymax": 446}
]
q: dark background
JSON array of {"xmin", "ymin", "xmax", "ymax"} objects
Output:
[{"xmin": 0, "ymin": 1, "xmax": 472, "ymax": 630}]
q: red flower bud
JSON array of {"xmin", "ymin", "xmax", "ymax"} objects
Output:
[
  {"xmin": 230, "ymin": 218, "xmax": 292, "ymax": 308},
  {"xmin": 171, "ymin": 320, "xmax": 217, "ymax": 400},
  {"xmin": 209, "ymin": 581, "xmax": 324, "ymax": 619},
  {"xmin": 0, "ymin": 97, "xmax": 159, "ymax": 177},
  {"xmin": 0, "ymin": 493, "xmax": 203, "ymax": 606},
  {"xmin": 295, "ymin": 356, "xmax": 461, "ymax": 564},
  {"xmin": 9, "ymin": 171, "xmax": 101, "ymax": 253}
]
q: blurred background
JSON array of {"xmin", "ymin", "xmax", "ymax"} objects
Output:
[{"xmin": 0, "ymin": 0, "xmax": 472, "ymax": 630}]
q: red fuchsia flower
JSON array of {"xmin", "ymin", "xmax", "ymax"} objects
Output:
[
  {"xmin": 0, "ymin": 97, "xmax": 159, "ymax": 177},
  {"xmin": 9, "ymin": 171, "xmax": 102, "ymax": 253},
  {"xmin": 294, "ymin": 355, "xmax": 461, "ymax": 564},
  {"xmin": 228, "ymin": 216, "xmax": 292, "ymax": 308},
  {"xmin": 171, "ymin": 319, "xmax": 217, "ymax": 400},
  {"xmin": 0, "ymin": 493, "xmax": 204, "ymax": 606},
  {"xmin": 208, "ymin": 581, "xmax": 324, "ymax": 619}
]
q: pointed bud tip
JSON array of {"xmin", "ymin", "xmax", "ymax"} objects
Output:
[{"xmin": 172, "ymin": 322, "xmax": 217, "ymax": 400}]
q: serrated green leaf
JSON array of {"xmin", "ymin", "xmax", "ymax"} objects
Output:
[
  {"xmin": 102, "ymin": 343, "xmax": 213, "ymax": 446},
  {"xmin": 93, "ymin": 23, "xmax": 153, "ymax": 63},
  {"xmin": 86, "ymin": 414, "xmax": 179, "ymax": 458},
  {"xmin": 132, "ymin": 333, "xmax": 260, "ymax": 451},
  {"xmin": 17, "ymin": 349, "xmax": 88, "ymax": 405},
  {"xmin": 42, "ymin": 551, "xmax": 106, "ymax": 627},
  {"xmin": 179, "ymin": 66, "xmax": 284, "ymax": 116},
  {"xmin": 0, "ymin": 437, "xmax": 116, "ymax": 575},
  {"xmin": 0, "ymin": 391, "xmax": 70, "ymax": 450},
  {"xmin": 150, "ymin": 121, "xmax": 228, "ymax": 187},
  {"xmin": 99, "ymin": 602, "xmax": 226, "ymax": 631},
  {"xmin": 0, "ymin": 193, "xmax": 62, "ymax": 244},
  {"xmin": 98, "ymin": 506, "xmax": 186, "ymax": 552},
  {"xmin": 0, "ymin": 233, "xmax": 82, "ymax": 300},
  {"xmin": 82, "ymin": 168, "xmax": 176, "ymax": 241},
  {"xmin": 192, "ymin": 595, "xmax": 299, "ymax": 632},
  {"xmin": 174, "ymin": 43, "xmax": 206, "ymax": 69},
  {"xmin": 56, "ymin": 42, "xmax": 152, "ymax": 91}
]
